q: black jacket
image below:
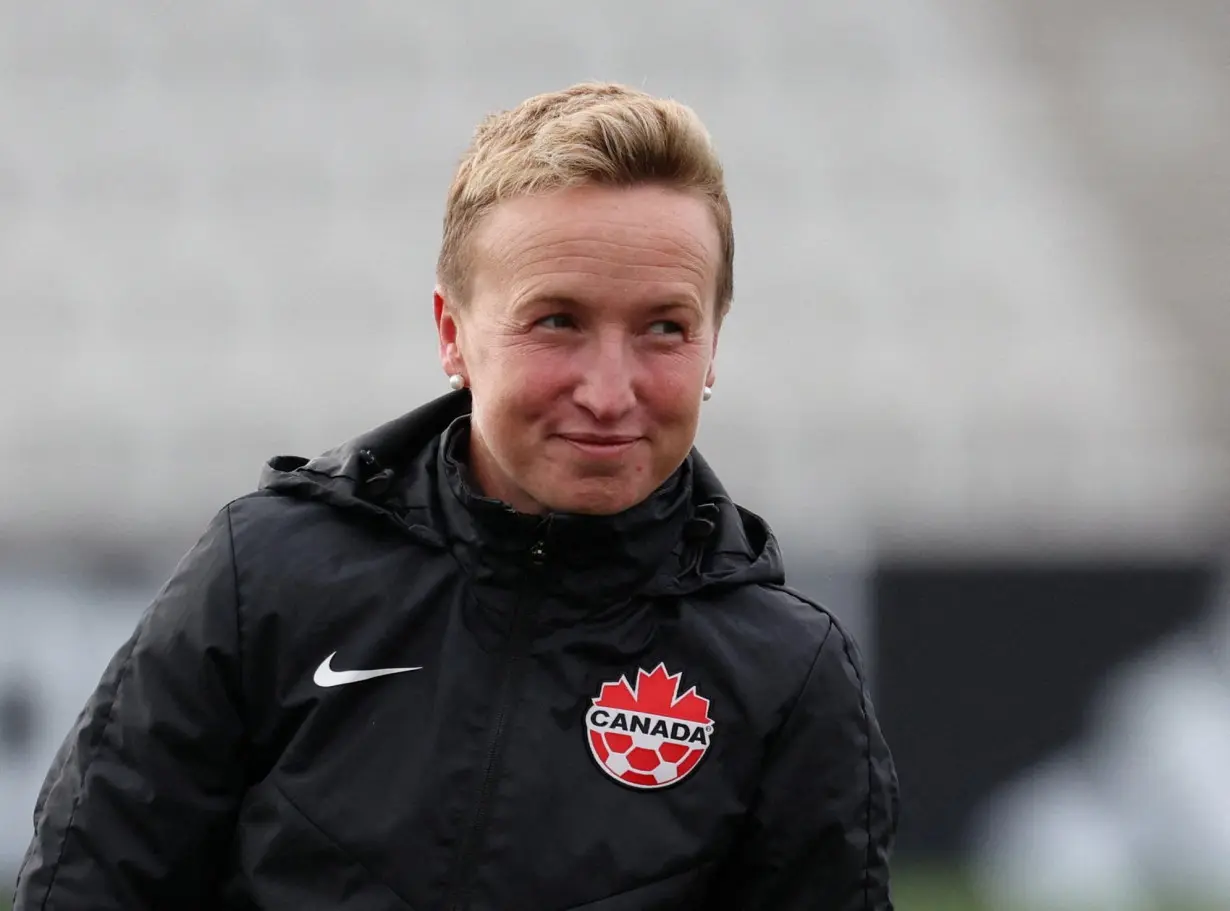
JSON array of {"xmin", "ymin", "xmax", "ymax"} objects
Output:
[{"xmin": 15, "ymin": 392, "xmax": 898, "ymax": 910}]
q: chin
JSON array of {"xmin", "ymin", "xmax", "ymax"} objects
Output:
[{"xmin": 537, "ymin": 480, "xmax": 648, "ymax": 516}]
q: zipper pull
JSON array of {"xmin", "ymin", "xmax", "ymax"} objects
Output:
[
  {"xmin": 528, "ymin": 540, "xmax": 546, "ymax": 565},
  {"xmin": 528, "ymin": 516, "xmax": 551, "ymax": 567}
]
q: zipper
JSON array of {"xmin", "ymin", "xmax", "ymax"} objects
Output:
[{"xmin": 446, "ymin": 535, "xmax": 547, "ymax": 910}]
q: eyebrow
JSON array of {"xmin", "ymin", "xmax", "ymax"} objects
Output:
[{"xmin": 523, "ymin": 294, "xmax": 703, "ymax": 314}]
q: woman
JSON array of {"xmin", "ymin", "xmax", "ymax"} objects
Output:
[{"xmin": 16, "ymin": 82, "xmax": 898, "ymax": 910}]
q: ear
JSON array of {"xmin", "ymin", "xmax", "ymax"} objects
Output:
[
  {"xmin": 434, "ymin": 288, "xmax": 466, "ymax": 379},
  {"xmin": 706, "ymin": 324, "xmax": 720, "ymax": 388}
]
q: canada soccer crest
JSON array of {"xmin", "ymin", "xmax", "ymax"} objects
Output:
[{"xmin": 585, "ymin": 664, "xmax": 715, "ymax": 790}]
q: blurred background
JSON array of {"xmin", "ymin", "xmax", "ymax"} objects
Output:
[{"xmin": 1, "ymin": 2, "xmax": 1227, "ymax": 908}]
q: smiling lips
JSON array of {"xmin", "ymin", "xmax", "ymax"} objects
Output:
[{"xmin": 557, "ymin": 434, "xmax": 642, "ymax": 457}]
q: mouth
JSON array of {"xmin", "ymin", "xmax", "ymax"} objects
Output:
[{"xmin": 557, "ymin": 434, "xmax": 642, "ymax": 456}]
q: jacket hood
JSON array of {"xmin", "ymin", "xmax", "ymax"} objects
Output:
[{"xmin": 259, "ymin": 391, "xmax": 784, "ymax": 599}]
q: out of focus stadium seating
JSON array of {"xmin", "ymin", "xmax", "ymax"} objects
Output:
[
  {"xmin": 1, "ymin": 2, "xmax": 1227, "ymax": 908},
  {"xmin": 1, "ymin": 0, "xmax": 1226, "ymax": 572}
]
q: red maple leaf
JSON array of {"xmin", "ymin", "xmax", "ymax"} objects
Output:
[{"xmin": 594, "ymin": 664, "xmax": 712, "ymax": 725}]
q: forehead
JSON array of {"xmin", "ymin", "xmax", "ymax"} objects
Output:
[{"xmin": 468, "ymin": 184, "xmax": 722, "ymax": 307}]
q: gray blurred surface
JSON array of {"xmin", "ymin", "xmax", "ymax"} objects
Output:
[
  {"xmin": 1, "ymin": 3, "xmax": 1228, "ymax": 900},
  {"xmin": 0, "ymin": 581, "xmax": 145, "ymax": 872},
  {"xmin": 1, "ymin": 1, "xmax": 1226, "ymax": 576},
  {"xmin": 971, "ymin": 571, "xmax": 1230, "ymax": 909}
]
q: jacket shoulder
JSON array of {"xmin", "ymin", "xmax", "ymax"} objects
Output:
[
  {"xmin": 223, "ymin": 490, "xmax": 416, "ymax": 562},
  {"xmin": 220, "ymin": 492, "xmax": 423, "ymax": 621},
  {"xmin": 680, "ymin": 582, "xmax": 867, "ymax": 729},
  {"xmin": 693, "ymin": 580, "xmax": 842, "ymax": 655},
  {"xmin": 224, "ymin": 489, "xmax": 336, "ymax": 539}
]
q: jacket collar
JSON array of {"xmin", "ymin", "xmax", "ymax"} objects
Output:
[
  {"xmin": 259, "ymin": 390, "xmax": 785, "ymax": 607},
  {"xmin": 432, "ymin": 415, "xmax": 694, "ymax": 603}
]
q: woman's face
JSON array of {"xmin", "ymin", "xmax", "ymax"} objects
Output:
[{"xmin": 435, "ymin": 183, "xmax": 721, "ymax": 516}]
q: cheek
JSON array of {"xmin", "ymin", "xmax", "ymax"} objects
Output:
[
  {"xmin": 639, "ymin": 355, "xmax": 707, "ymax": 417},
  {"xmin": 483, "ymin": 347, "xmax": 574, "ymax": 410}
]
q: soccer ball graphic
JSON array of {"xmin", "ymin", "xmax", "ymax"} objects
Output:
[
  {"xmin": 600, "ymin": 729, "xmax": 696, "ymax": 785},
  {"xmin": 586, "ymin": 664, "xmax": 715, "ymax": 790}
]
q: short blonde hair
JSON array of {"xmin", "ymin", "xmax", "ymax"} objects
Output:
[{"xmin": 437, "ymin": 82, "xmax": 734, "ymax": 319}]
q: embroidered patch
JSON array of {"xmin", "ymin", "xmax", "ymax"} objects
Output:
[{"xmin": 586, "ymin": 663, "xmax": 715, "ymax": 790}]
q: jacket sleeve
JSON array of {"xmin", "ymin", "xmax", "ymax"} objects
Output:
[
  {"xmin": 717, "ymin": 616, "xmax": 900, "ymax": 910},
  {"xmin": 14, "ymin": 507, "xmax": 248, "ymax": 910}
]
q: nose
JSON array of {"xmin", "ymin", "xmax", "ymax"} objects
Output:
[{"xmin": 573, "ymin": 334, "xmax": 637, "ymax": 421}]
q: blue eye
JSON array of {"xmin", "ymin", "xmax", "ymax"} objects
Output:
[
  {"xmin": 537, "ymin": 314, "xmax": 575, "ymax": 329},
  {"xmin": 649, "ymin": 320, "xmax": 685, "ymax": 335}
]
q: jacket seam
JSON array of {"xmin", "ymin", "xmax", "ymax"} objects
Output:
[
  {"xmin": 724, "ymin": 606, "xmax": 836, "ymax": 851},
  {"xmin": 556, "ymin": 857, "xmax": 719, "ymax": 911},
  {"xmin": 224, "ymin": 504, "xmax": 248, "ymax": 733},
  {"xmin": 835, "ymin": 626, "xmax": 875, "ymax": 910},
  {"xmin": 755, "ymin": 585, "xmax": 880, "ymax": 907},
  {"xmin": 727, "ymin": 591, "xmax": 837, "ymax": 819},
  {"xmin": 722, "ymin": 612, "xmax": 835, "ymax": 900},
  {"xmin": 270, "ymin": 780, "xmax": 418, "ymax": 910},
  {"xmin": 773, "ymin": 615, "xmax": 836, "ymax": 749},
  {"xmin": 33, "ymin": 632, "xmax": 143, "ymax": 910}
]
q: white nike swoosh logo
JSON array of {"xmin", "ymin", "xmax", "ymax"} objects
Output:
[{"xmin": 313, "ymin": 652, "xmax": 422, "ymax": 688}]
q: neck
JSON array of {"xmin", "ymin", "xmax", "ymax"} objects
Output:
[
  {"xmin": 436, "ymin": 418, "xmax": 698, "ymax": 604},
  {"xmin": 465, "ymin": 424, "xmax": 546, "ymax": 515}
]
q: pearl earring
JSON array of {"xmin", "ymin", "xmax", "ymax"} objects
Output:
[
  {"xmin": 702, "ymin": 385, "xmax": 713, "ymax": 402},
  {"xmin": 448, "ymin": 374, "xmax": 466, "ymax": 391}
]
